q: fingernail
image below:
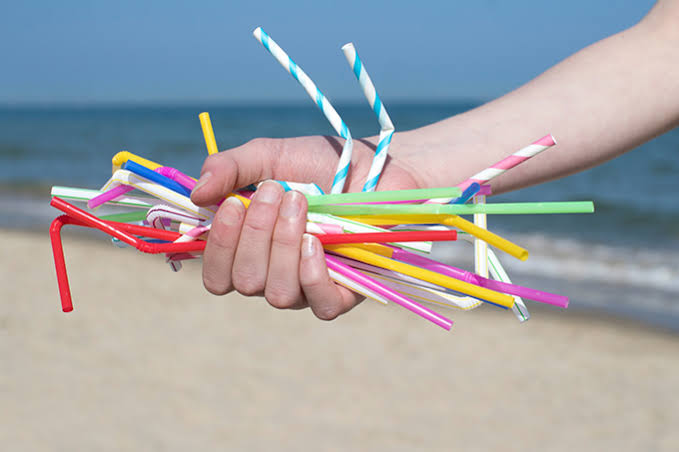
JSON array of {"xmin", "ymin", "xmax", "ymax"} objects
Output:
[
  {"xmin": 302, "ymin": 234, "xmax": 316, "ymax": 258},
  {"xmin": 192, "ymin": 172, "xmax": 212, "ymax": 195},
  {"xmin": 218, "ymin": 196, "xmax": 244, "ymax": 226},
  {"xmin": 255, "ymin": 180, "xmax": 282, "ymax": 204},
  {"xmin": 279, "ymin": 191, "xmax": 302, "ymax": 219}
]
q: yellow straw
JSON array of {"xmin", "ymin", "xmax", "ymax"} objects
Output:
[
  {"xmin": 111, "ymin": 151, "xmax": 162, "ymax": 172},
  {"xmin": 441, "ymin": 215, "xmax": 529, "ymax": 261},
  {"xmin": 199, "ymin": 112, "xmax": 220, "ymax": 156},
  {"xmin": 324, "ymin": 244, "xmax": 515, "ymax": 308}
]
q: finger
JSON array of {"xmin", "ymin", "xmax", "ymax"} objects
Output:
[
  {"xmin": 231, "ymin": 180, "xmax": 284, "ymax": 296},
  {"xmin": 299, "ymin": 234, "xmax": 362, "ymax": 321},
  {"xmin": 191, "ymin": 138, "xmax": 281, "ymax": 206},
  {"xmin": 202, "ymin": 197, "xmax": 245, "ymax": 295},
  {"xmin": 264, "ymin": 191, "xmax": 307, "ymax": 309}
]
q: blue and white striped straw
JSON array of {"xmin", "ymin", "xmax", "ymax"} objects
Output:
[
  {"xmin": 253, "ymin": 27, "xmax": 353, "ymax": 194},
  {"xmin": 341, "ymin": 43, "xmax": 395, "ymax": 192}
]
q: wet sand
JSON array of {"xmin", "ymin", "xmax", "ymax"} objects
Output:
[{"xmin": 1, "ymin": 229, "xmax": 678, "ymax": 451}]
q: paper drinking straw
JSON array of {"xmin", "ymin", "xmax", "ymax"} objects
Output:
[
  {"xmin": 309, "ymin": 201, "xmax": 595, "ymax": 215},
  {"xmin": 324, "ymin": 244, "xmax": 515, "ymax": 308},
  {"xmin": 111, "ymin": 151, "xmax": 163, "ymax": 172},
  {"xmin": 123, "ymin": 160, "xmax": 193, "ymax": 197},
  {"xmin": 324, "ymin": 255, "xmax": 453, "ymax": 330},
  {"xmin": 473, "ymin": 194, "xmax": 489, "ymax": 281},
  {"xmin": 199, "ymin": 112, "xmax": 219, "ymax": 156},
  {"xmin": 305, "ymin": 222, "xmax": 343, "ymax": 235},
  {"xmin": 253, "ymin": 27, "xmax": 353, "ymax": 194},
  {"xmin": 428, "ymin": 135, "xmax": 556, "ymax": 203},
  {"xmin": 101, "ymin": 170, "xmax": 216, "ymax": 219},
  {"xmin": 51, "ymin": 186, "xmax": 155, "ymax": 209},
  {"xmin": 341, "ymin": 43, "xmax": 395, "ymax": 192},
  {"xmin": 274, "ymin": 181, "xmax": 325, "ymax": 196},
  {"xmin": 316, "ymin": 230, "xmax": 456, "ymax": 245},
  {"xmin": 306, "ymin": 187, "xmax": 461, "ymax": 206}
]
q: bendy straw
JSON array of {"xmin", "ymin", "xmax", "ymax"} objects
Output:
[
  {"xmin": 341, "ymin": 43, "xmax": 395, "ymax": 192},
  {"xmin": 111, "ymin": 150, "xmax": 163, "ymax": 172},
  {"xmin": 51, "ymin": 186, "xmax": 155, "ymax": 209},
  {"xmin": 316, "ymin": 230, "xmax": 456, "ymax": 245},
  {"xmin": 253, "ymin": 27, "xmax": 353, "ymax": 194},
  {"xmin": 324, "ymin": 243, "xmax": 515, "ymax": 308},
  {"xmin": 123, "ymin": 160, "xmax": 192, "ymax": 197},
  {"xmin": 101, "ymin": 170, "xmax": 216, "ymax": 219},
  {"xmin": 305, "ymin": 186, "xmax": 461, "ymax": 206},
  {"xmin": 199, "ymin": 112, "xmax": 219, "ymax": 156},
  {"xmin": 324, "ymin": 255, "xmax": 453, "ymax": 330},
  {"xmin": 308, "ymin": 201, "xmax": 595, "ymax": 215}
]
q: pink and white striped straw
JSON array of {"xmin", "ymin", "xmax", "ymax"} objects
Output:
[{"xmin": 428, "ymin": 134, "xmax": 556, "ymax": 204}]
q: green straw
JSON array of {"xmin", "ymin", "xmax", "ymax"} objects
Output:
[
  {"xmin": 305, "ymin": 187, "xmax": 462, "ymax": 206},
  {"xmin": 309, "ymin": 201, "xmax": 595, "ymax": 216},
  {"xmin": 100, "ymin": 211, "xmax": 149, "ymax": 223}
]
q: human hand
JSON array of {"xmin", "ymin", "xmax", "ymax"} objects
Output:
[{"xmin": 190, "ymin": 135, "xmax": 420, "ymax": 320}]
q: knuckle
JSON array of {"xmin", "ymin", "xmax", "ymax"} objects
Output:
[
  {"xmin": 232, "ymin": 270, "xmax": 264, "ymax": 296},
  {"xmin": 264, "ymin": 286, "xmax": 298, "ymax": 310}
]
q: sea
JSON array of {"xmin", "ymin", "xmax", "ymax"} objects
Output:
[{"xmin": 1, "ymin": 102, "xmax": 678, "ymax": 330}]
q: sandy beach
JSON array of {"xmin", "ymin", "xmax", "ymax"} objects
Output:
[{"xmin": 1, "ymin": 228, "xmax": 678, "ymax": 451}]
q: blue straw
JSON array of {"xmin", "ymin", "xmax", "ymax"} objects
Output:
[
  {"xmin": 123, "ymin": 160, "xmax": 192, "ymax": 197},
  {"xmin": 449, "ymin": 182, "xmax": 481, "ymax": 205}
]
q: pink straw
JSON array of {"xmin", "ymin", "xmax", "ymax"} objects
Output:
[{"xmin": 324, "ymin": 255, "xmax": 453, "ymax": 330}]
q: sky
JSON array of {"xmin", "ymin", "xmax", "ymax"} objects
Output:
[{"xmin": 0, "ymin": 0, "xmax": 656, "ymax": 105}]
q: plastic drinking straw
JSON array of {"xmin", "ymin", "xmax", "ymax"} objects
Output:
[
  {"xmin": 327, "ymin": 268, "xmax": 389, "ymax": 305},
  {"xmin": 305, "ymin": 187, "xmax": 461, "ymax": 206},
  {"xmin": 101, "ymin": 170, "xmax": 216, "ymax": 219},
  {"xmin": 305, "ymin": 222, "xmax": 343, "ymax": 235},
  {"xmin": 341, "ymin": 43, "xmax": 395, "ymax": 192},
  {"xmin": 428, "ymin": 135, "xmax": 556, "ymax": 203},
  {"xmin": 123, "ymin": 160, "xmax": 193, "ymax": 197},
  {"xmin": 156, "ymin": 167, "xmax": 197, "ymax": 190},
  {"xmin": 199, "ymin": 112, "xmax": 219, "ymax": 156},
  {"xmin": 99, "ymin": 211, "xmax": 149, "ymax": 223},
  {"xmin": 324, "ymin": 244, "xmax": 515, "ymax": 308},
  {"xmin": 275, "ymin": 181, "xmax": 325, "ymax": 195},
  {"xmin": 449, "ymin": 182, "xmax": 481, "ymax": 205},
  {"xmin": 331, "ymin": 255, "xmax": 483, "ymax": 310},
  {"xmin": 473, "ymin": 194, "xmax": 489, "ymax": 284},
  {"xmin": 307, "ymin": 212, "xmax": 432, "ymax": 254},
  {"xmin": 253, "ymin": 27, "xmax": 353, "ymax": 194},
  {"xmin": 52, "ymin": 186, "xmax": 155, "ymax": 209},
  {"xmin": 316, "ymin": 230, "xmax": 457, "ymax": 245},
  {"xmin": 325, "ymin": 255, "xmax": 453, "ymax": 330},
  {"xmin": 146, "ymin": 205, "xmax": 205, "ymax": 227},
  {"xmin": 444, "ymin": 215, "xmax": 528, "ymax": 261},
  {"xmin": 309, "ymin": 201, "xmax": 595, "ymax": 215},
  {"xmin": 111, "ymin": 151, "xmax": 163, "ymax": 172}
]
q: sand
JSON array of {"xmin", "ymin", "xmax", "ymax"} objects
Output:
[{"xmin": 1, "ymin": 229, "xmax": 678, "ymax": 451}]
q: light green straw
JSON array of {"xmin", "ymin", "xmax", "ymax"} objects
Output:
[
  {"xmin": 100, "ymin": 211, "xmax": 149, "ymax": 223},
  {"xmin": 305, "ymin": 187, "xmax": 462, "ymax": 206},
  {"xmin": 309, "ymin": 201, "xmax": 595, "ymax": 216}
]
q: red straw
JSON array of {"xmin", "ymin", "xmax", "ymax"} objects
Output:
[{"xmin": 316, "ymin": 230, "xmax": 457, "ymax": 245}]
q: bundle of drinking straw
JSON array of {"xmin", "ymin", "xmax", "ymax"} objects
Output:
[{"xmin": 48, "ymin": 28, "xmax": 595, "ymax": 331}]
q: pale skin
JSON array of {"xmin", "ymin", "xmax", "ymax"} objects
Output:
[{"xmin": 191, "ymin": 1, "xmax": 679, "ymax": 320}]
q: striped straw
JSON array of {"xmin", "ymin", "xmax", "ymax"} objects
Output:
[
  {"xmin": 428, "ymin": 134, "xmax": 556, "ymax": 203},
  {"xmin": 341, "ymin": 43, "xmax": 395, "ymax": 192},
  {"xmin": 253, "ymin": 27, "xmax": 353, "ymax": 194}
]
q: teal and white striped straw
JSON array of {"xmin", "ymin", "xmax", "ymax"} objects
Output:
[
  {"xmin": 253, "ymin": 27, "xmax": 353, "ymax": 194},
  {"xmin": 342, "ymin": 43, "xmax": 395, "ymax": 192}
]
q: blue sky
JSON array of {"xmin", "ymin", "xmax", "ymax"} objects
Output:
[{"xmin": 0, "ymin": 0, "xmax": 655, "ymax": 104}]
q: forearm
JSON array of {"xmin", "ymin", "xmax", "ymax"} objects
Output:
[{"xmin": 394, "ymin": 1, "xmax": 679, "ymax": 194}]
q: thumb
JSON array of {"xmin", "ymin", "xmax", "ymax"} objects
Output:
[{"xmin": 190, "ymin": 138, "xmax": 280, "ymax": 206}]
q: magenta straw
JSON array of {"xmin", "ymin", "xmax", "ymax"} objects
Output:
[
  {"xmin": 324, "ymin": 255, "xmax": 453, "ymax": 330},
  {"xmin": 388, "ymin": 247, "xmax": 568, "ymax": 308},
  {"xmin": 156, "ymin": 167, "xmax": 197, "ymax": 191}
]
